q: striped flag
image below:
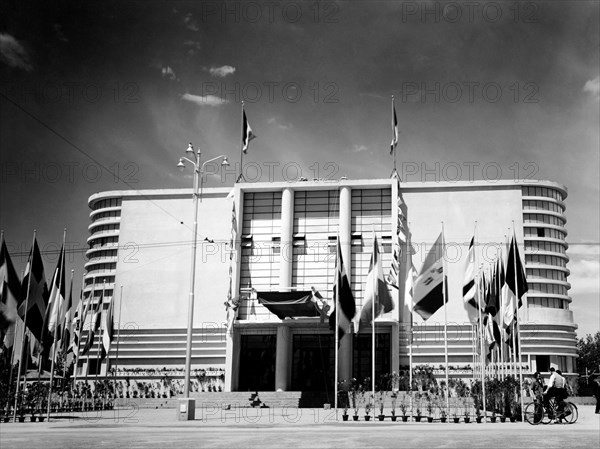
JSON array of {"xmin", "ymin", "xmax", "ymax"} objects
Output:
[
  {"xmin": 81, "ymin": 290, "xmax": 102, "ymax": 356},
  {"xmin": 390, "ymin": 98, "xmax": 399, "ymax": 155},
  {"xmin": 462, "ymin": 237, "xmax": 478, "ymax": 324},
  {"xmin": 412, "ymin": 233, "xmax": 446, "ymax": 321},
  {"xmin": 358, "ymin": 235, "xmax": 394, "ymax": 332},
  {"xmin": 47, "ymin": 246, "xmax": 66, "ymax": 336},
  {"xmin": 100, "ymin": 297, "xmax": 114, "ymax": 361},
  {"xmin": 328, "ymin": 237, "xmax": 356, "ymax": 339},
  {"xmin": 242, "ymin": 105, "xmax": 256, "ymax": 154},
  {"xmin": 60, "ymin": 274, "xmax": 75, "ymax": 354}
]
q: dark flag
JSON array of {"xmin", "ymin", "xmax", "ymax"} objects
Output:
[
  {"xmin": 0, "ymin": 237, "xmax": 20, "ymax": 334},
  {"xmin": 18, "ymin": 239, "xmax": 49, "ymax": 343},
  {"xmin": 462, "ymin": 237, "xmax": 479, "ymax": 324},
  {"xmin": 242, "ymin": 105, "xmax": 256, "ymax": 154},
  {"xmin": 505, "ymin": 233, "xmax": 529, "ymax": 303},
  {"xmin": 329, "ymin": 238, "xmax": 356, "ymax": 339}
]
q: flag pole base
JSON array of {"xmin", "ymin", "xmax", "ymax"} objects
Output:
[{"xmin": 177, "ymin": 398, "xmax": 196, "ymax": 421}]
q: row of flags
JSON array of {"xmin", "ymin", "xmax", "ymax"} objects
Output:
[
  {"xmin": 0, "ymin": 234, "xmax": 115, "ymax": 375},
  {"xmin": 327, "ymin": 228, "xmax": 529, "ymax": 341}
]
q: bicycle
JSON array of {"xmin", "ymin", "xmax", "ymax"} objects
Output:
[{"xmin": 524, "ymin": 397, "xmax": 578, "ymax": 425}]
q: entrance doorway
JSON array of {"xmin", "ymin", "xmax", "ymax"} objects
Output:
[
  {"xmin": 353, "ymin": 333, "xmax": 391, "ymax": 383},
  {"xmin": 239, "ymin": 334, "xmax": 276, "ymax": 391},
  {"xmin": 291, "ymin": 334, "xmax": 334, "ymax": 391}
]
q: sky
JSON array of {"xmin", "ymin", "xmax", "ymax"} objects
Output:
[{"xmin": 0, "ymin": 1, "xmax": 598, "ymax": 337}]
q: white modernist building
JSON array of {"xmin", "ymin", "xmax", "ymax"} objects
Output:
[{"xmin": 80, "ymin": 178, "xmax": 577, "ymax": 392}]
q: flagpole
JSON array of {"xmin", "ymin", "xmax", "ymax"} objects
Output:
[
  {"xmin": 371, "ymin": 231, "xmax": 376, "ymax": 421},
  {"xmin": 511, "ymin": 224, "xmax": 525, "ymax": 422},
  {"xmin": 334, "ymin": 234, "xmax": 339, "ymax": 420},
  {"xmin": 114, "ymin": 285, "xmax": 123, "ymax": 376},
  {"xmin": 46, "ymin": 228, "xmax": 66, "ymax": 421},
  {"xmin": 74, "ymin": 275, "xmax": 92, "ymax": 388},
  {"xmin": 441, "ymin": 223, "xmax": 450, "ymax": 415},
  {"xmin": 474, "ymin": 223, "xmax": 486, "ymax": 422},
  {"xmin": 392, "ymin": 95, "xmax": 397, "ymax": 175},
  {"xmin": 13, "ymin": 230, "xmax": 36, "ymax": 422},
  {"xmin": 238, "ymin": 101, "xmax": 245, "ymax": 182},
  {"xmin": 95, "ymin": 282, "xmax": 106, "ymax": 379}
]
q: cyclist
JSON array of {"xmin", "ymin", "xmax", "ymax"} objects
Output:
[
  {"xmin": 544, "ymin": 368, "xmax": 567, "ymax": 420},
  {"xmin": 531, "ymin": 371, "xmax": 544, "ymax": 400}
]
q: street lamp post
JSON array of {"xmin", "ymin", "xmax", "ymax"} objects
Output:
[{"xmin": 177, "ymin": 142, "xmax": 229, "ymax": 420}]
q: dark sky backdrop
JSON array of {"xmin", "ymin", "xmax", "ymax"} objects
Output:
[{"xmin": 1, "ymin": 1, "xmax": 598, "ymax": 335}]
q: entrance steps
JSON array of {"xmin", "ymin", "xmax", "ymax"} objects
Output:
[{"xmin": 114, "ymin": 391, "xmax": 332, "ymax": 409}]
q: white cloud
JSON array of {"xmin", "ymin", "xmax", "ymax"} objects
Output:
[
  {"xmin": 566, "ymin": 256, "xmax": 600, "ymax": 296},
  {"xmin": 267, "ymin": 117, "xmax": 292, "ymax": 130},
  {"xmin": 352, "ymin": 144, "xmax": 369, "ymax": 153},
  {"xmin": 181, "ymin": 93, "xmax": 229, "ymax": 107},
  {"xmin": 0, "ymin": 34, "xmax": 32, "ymax": 71},
  {"xmin": 209, "ymin": 65, "xmax": 236, "ymax": 78},
  {"xmin": 583, "ymin": 76, "xmax": 600, "ymax": 98}
]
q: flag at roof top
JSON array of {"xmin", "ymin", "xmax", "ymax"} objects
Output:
[
  {"xmin": 390, "ymin": 97, "xmax": 399, "ymax": 155},
  {"xmin": 242, "ymin": 104, "xmax": 256, "ymax": 154}
]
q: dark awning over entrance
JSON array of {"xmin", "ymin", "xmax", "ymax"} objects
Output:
[{"xmin": 257, "ymin": 291, "xmax": 322, "ymax": 320}]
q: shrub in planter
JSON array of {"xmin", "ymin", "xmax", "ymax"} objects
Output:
[
  {"xmin": 401, "ymin": 415, "xmax": 409, "ymax": 422},
  {"xmin": 364, "ymin": 415, "xmax": 371, "ymax": 421},
  {"xmin": 378, "ymin": 415, "xmax": 385, "ymax": 421},
  {"xmin": 427, "ymin": 416, "xmax": 433, "ymax": 423},
  {"xmin": 476, "ymin": 416, "xmax": 483, "ymax": 423},
  {"xmin": 391, "ymin": 415, "xmax": 397, "ymax": 422},
  {"xmin": 352, "ymin": 415, "xmax": 359, "ymax": 421},
  {"xmin": 464, "ymin": 416, "xmax": 470, "ymax": 423},
  {"xmin": 490, "ymin": 416, "xmax": 497, "ymax": 423},
  {"xmin": 38, "ymin": 416, "xmax": 45, "ymax": 422},
  {"xmin": 500, "ymin": 416, "xmax": 506, "ymax": 423},
  {"xmin": 453, "ymin": 417, "xmax": 460, "ymax": 423},
  {"xmin": 342, "ymin": 414, "xmax": 349, "ymax": 421}
]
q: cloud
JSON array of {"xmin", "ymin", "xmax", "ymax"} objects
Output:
[
  {"xmin": 181, "ymin": 93, "xmax": 229, "ymax": 107},
  {"xmin": 0, "ymin": 34, "xmax": 32, "ymax": 71},
  {"xmin": 566, "ymin": 256, "xmax": 600, "ymax": 296},
  {"xmin": 209, "ymin": 65, "xmax": 236, "ymax": 78},
  {"xmin": 583, "ymin": 76, "xmax": 600, "ymax": 98},
  {"xmin": 267, "ymin": 117, "xmax": 292, "ymax": 130},
  {"xmin": 352, "ymin": 144, "xmax": 369, "ymax": 153}
]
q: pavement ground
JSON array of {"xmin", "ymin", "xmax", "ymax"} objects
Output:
[{"xmin": 1, "ymin": 405, "xmax": 598, "ymax": 448}]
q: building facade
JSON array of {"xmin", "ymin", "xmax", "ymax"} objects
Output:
[{"xmin": 80, "ymin": 178, "xmax": 577, "ymax": 391}]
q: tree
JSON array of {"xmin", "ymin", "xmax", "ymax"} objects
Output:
[{"xmin": 577, "ymin": 331, "xmax": 600, "ymax": 388}]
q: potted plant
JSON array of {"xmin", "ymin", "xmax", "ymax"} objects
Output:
[
  {"xmin": 475, "ymin": 407, "xmax": 482, "ymax": 423},
  {"xmin": 364, "ymin": 401, "xmax": 372, "ymax": 421},
  {"xmin": 399, "ymin": 399, "xmax": 408, "ymax": 422},
  {"xmin": 440, "ymin": 408, "xmax": 447, "ymax": 423},
  {"xmin": 350, "ymin": 379, "xmax": 362, "ymax": 421},
  {"xmin": 414, "ymin": 407, "xmax": 422, "ymax": 423},
  {"xmin": 390, "ymin": 393, "xmax": 398, "ymax": 421},
  {"xmin": 426, "ymin": 396, "xmax": 434, "ymax": 423},
  {"xmin": 377, "ymin": 391, "xmax": 386, "ymax": 421},
  {"xmin": 490, "ymin": 411, "xmax": 497, "ymax": 423}
]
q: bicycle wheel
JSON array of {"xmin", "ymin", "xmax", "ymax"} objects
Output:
[
  {"xmin": 562, "ymin": 402, "xmax": 578, "ymax": 424},
  {"xmin": 524, "ymin": 402, "xmax": 543, "ymax": 425}
]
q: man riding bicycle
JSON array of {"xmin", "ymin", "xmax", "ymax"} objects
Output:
[{"xmin": 544, "ymin": 368, "xmax": 568, "ymax": 420}]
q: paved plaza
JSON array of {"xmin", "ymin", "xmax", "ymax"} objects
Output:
[{"xmin": 1, "ymin": 405, "xmax": 598, "ymax": 448}]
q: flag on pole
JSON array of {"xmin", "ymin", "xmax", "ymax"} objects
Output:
[
  {"xmin": 0, "ymin": 237, "xmax": 20, "ymax": 333},
  {"xmin": 242, "ymin": 106, "xmax": 256, "ymax": 154},
  {"xmin": 60, "ymin": 274, "xmax": 75, "ymax": 354},
  {"xmin": 505, "ymin": 233, "xmax": 528, "ymax": 303},
  {"xmin": 328, "ymin": 238, "xmax": 356, "ymax": 339},
  {"xmin": 81, "ymin": 291, "xmax": 102, "ymax": 356},
  {"xmin": 47, "ymin": 246, "xmax": 66, "ymax": 336},
  {"xmin": 18, "ymin": 238, "xmax": 49, "ymax": 343},
  {"xmin": 390, "ymin": 98, "xmax": 399, "ymax": 155},
  {"xmin": 484, "ymin": 257, "xmax": 500, "ymax": 316},
  {"xmin": 412, "ymin": 233, "xmax": 447, "ymax": 320},
  {"xmin": 358, "ymin": 235, "xmax": 394, "ymax": 332},
  {"xmin": 69, "ymin": 286, "xmax": 88, "ymax": 354},
  {"xmin": 462, "ymin": 237, "xmax": 479, "ymax": 323},
  {"xmin": 100, "ymin": 297, "xmax": 114, "ymax": 361}
]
